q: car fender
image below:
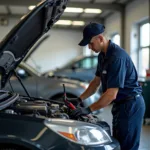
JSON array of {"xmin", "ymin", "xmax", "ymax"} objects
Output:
[
  {"xmin": 0, "ymin": 114, "xmax": 68, "ymax": 150},
  {"xmin": 40, "ymin": 82, "xmax": 84, "ymax": 99}
]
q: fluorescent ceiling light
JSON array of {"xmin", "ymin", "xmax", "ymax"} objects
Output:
[
  {"xmin": 55, "ymin": 20, "xmax": 72, "ymax": 25},
  {"xmin": 28, "ymin": 5, "xmax": 35, "ymax": 10},
  {"xmin": 84, "ymin": 8, "xmax": 102, "ymax": 14},
  {"xmin": 72, "ymin": 21, "xmax": 85, "ymax": 26},
  {"xmin": 65, "ymin": 7, "xmax": 84, "ymax": 13}
]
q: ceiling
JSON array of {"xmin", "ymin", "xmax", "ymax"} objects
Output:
[{"xmin": 0, "ymin": 0, "xmax": 130, "ymax": 28}]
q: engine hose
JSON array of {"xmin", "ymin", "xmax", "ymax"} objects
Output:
[{"xmin": 0, "ymin": 93, "xmax": 19, "ymax": 110}]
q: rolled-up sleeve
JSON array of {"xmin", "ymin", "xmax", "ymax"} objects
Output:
[{"xmin": 107, "ymin": 58, "xmax": 127, "ymax": 88}]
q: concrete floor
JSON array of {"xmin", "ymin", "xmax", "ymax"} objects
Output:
[{"xmin": 98, "ymin": 105, "xmax": 150, "ymax": 150}]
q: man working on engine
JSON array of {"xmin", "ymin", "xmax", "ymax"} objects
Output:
[{"xmin": 71, "ymin": 22, "xmax": 145, "ymax": 150}]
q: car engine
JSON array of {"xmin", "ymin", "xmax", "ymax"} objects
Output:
[
  {"xmin": 0, "ymin": 90, "xmax": 111, "ymax": 135},
  {"xmin": 4, "ymin": 97, "xmax": 98, "ymax": 123},
  {"xmin": 6, "ymin": 99, "xmax": 70, "ymax": 119}
]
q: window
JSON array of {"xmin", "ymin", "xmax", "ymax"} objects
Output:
[
  {"xmin": 81, "ymin": 58, "xmax": 92, "ymax": 69},
  {"xmin": 138, "ymin": 22, "xmax": 150, "ymax": 77},
  {"xmin": 79, "ymin": 57, "xmax": 97, "ymax": 69},
  {"xmin": 111, "ymin": 34, "xmax": 120, "ymax": 46}
]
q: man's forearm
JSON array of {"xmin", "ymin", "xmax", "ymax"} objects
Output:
[
  {"xmin": 89, "ymin": 89, "xmax": 117, "ymax": 111},
  {"xmin": 80, "ymin": 78, "xmax": 100, "ymax": 100}
]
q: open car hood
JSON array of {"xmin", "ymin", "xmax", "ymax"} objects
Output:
[{"xmin": 0, "ymin": 0, "xmax": 68, "ymax": 88}]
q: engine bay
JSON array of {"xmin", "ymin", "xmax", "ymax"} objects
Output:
[
  {"xmin": 0, "ymin": 90, "xmax": 111, "ymax": 135},
  {"xmin": 2, "ymin": 94, "xmax": 98, "ymax": 123}
]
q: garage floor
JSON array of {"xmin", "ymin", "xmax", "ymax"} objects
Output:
[{"xmin": 99, "ymin": 105, "xmax": 150, "ymax": 150}]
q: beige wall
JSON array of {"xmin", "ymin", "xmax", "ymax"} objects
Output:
[
  {"xmin": 104, "ymin": 12, "xmax": 121, "ymax": 40},
  {"xmin": 26, "ymin": 29, "xmax": 82, "ymax": 72}
]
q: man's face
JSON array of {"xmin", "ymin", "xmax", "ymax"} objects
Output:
[{"xmin": 88, "ymin": 35, "xmax": 104, "ymax": 53}]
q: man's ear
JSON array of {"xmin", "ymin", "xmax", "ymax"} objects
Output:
[{"xmin": 98, "ymin": 34, "xmax": 103, "ymax": 42}]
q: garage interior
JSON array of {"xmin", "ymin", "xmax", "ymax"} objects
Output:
[{"xmin": 0, "ymin": 0, "xmax": 150, "ymax": 150}]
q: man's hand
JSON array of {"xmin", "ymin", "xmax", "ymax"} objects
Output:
[
  {"xmin": 71, "ymin": 107, "xmax": 92, "ymax": 118},
  {"xmin": 77, "ymin": 102, "xmax": 84, "ymax": 107},
  {"xmin": 77, "ymin": 97, "xmax": 85, "ymax": 107},
  {"xmin": 69, "ymin": 97, "xmax": 84, "ymax": 107}
]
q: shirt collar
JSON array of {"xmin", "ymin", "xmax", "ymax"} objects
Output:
[
  {"xmin": 105, "ymin": 40, "xmax": 114, "ymax": 58},
  {"xmin": 100, "ymin": 40, "xmax": 113, "ymax": 59}
]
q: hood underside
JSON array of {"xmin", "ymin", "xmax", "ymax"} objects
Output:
[{"xmin": 0, "ymin": 0, "xmax": 68, "ymax": 88}]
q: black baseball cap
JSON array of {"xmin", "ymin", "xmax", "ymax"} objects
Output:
[{"xmin": 79, "ymin": 22, "xmax": 105, "ymax": 46}]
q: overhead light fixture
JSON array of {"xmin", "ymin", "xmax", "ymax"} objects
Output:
[
  {"xmin": 65, "ymin": 7, "xmax": 84, "ymax": 13},
  {"xmin": 84, "ymin": 8, "xmax": 102, "ymax": 14},
  {"xmin": 72, "ymin": 21, "xmax": 85, "ymax": 26},
  {"xmin": 55, "ymin": 20, "xmax": 72, "ymax": 25},
  {"xmin": 28, "ymin": 5, "xmax": 36, "ymax": 10}
]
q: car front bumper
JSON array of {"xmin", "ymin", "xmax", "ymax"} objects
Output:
[{"xmin": 43, "ymin": 138, "xmax": 120, "ymax": 150}]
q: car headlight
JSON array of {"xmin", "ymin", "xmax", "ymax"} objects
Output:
[{"xmin": 44, "ymin": 119, "xmax": 112, "ymax": 146}]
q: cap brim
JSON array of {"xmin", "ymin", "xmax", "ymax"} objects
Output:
[{"xmin": 78, "ymin": 37, "xmax": 91, "ymax": 46}]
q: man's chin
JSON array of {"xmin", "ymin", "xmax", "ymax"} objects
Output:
[
  {"xmin": 94, "ymin": 51, "xmax": 99, "ymax": 53},
  {"xmin": 92, "ymin": 49, "xmax": 99, "ymax": 53}
]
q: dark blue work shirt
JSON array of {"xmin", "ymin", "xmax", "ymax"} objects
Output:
[{"xmin": 95, "ymin": 40, "xmax": 142, "ymax": 101}]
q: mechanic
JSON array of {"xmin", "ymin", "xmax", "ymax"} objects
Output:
[{"xmin": 71, "ymin": 22, "xmax": 145, "ymax": 150}]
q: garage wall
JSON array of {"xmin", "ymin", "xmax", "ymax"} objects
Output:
[
  {"xmin": 27, "ymin": 29, "xmax": 82, "ymax": 73},
  {"xmin": 0, "ymin": 18, "xmax": 18, "ymax": 41},
  {"xmin": 104, "ymin": 12, "xmax": 121, "ymax": 40},
  {"xmin": 104, "ymin": 0, "xmax": 149, "ymax": 55},
  {"xmin": 0, "ymin": 18, "xmax": 82, "ymax": 73},
  {"xmin": 125, "ymin": 0, "xmax": 149, "ymax": 54}
]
